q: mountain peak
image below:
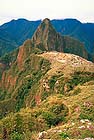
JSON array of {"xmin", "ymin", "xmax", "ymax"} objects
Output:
[
  {"xmin": 30, "ymin": 18, "xmax": 88, "ymax": 59},
  {"xmin": 42, "ymin": 18, "xmax": 50, "ymax": 24},
  {"xmin": 31, "ymin": 18, "xmax": 64, "ymax": 51}
]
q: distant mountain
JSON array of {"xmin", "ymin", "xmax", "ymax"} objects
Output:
[
  {"xmin": 52, "ymin": 19, "xmax": 92, "ymax": 52},
  {"xmin": 0, "ymin": 18, "xmax": 94, "ymax": 57},
  {"xmin": 0, "ymin": 28, "xmax": 17, "ymax": 56},
  {"xmin": 0, "ymin": 19, "xmax": 94, "ymax": 55},
  {"xmin": 83, "ymin": 23, "xmax": 94, "ymax": 51},
  {"xmin": 0, "ymin": 19, "xmax": 41, "ymax": 56}
]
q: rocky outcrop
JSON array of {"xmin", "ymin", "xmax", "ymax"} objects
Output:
[
  {"xmin": 17, "ymin": 39, "xmax": 32, "ymax": 69},
  {"xmin": 31, "ymin": 18, "xmax": 88, "ymax": 59}
]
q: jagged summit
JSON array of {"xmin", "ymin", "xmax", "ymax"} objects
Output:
[
  {"xmin": 42, "ymin": 18, "xmax": 50, "ymax": 24},
  {"xmin": 31, "ymin": 18, "xmax": 64, "ymax": 51},
  {"xmin": 30, "ymin": 18, "xmax": 88, "ymax": 59}
]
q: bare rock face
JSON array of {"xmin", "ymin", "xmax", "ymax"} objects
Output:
[
  {"xmin": 31, "ymin": 18, "xmax": 64, "ymax": 52},
  {"xmin": 31, "ymin": 18, "xmax": 88, "ymax": 59}
]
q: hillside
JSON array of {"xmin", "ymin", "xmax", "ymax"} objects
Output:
[
  {"xmin": 0, "ymin": 18, "xmax": 88, "ymax": 103},
  {"xmin": 52, "ymin": 19, "xmax": 93, "ymax": 53},
  {"xmin": 0, "ymin": 18, "xmax": 94, "ymax": 58},
  {"xmin": 0, "ymin": 19, "xmax": 41, "ymax": 56},
  {"xmin": 0, "ymin": 19, "xmax": 94, "ymax": 139},
  {"xmin": 0, "ymin": 29, "xmax": 17, "ymax": 56},
  {"xmin": 0, "ymin": 51, "xmax": 94, "ymax": 140}
]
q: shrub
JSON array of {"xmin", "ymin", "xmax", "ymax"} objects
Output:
[
  {"xmin": 41, "ymin": 91, "xmax": 49, "ymax": 100},
  {"xmin": 14, "ymin": 114, "xmax": 23, "ymax": 133},
  {"xmin": 10, "ymin": 131, "xmax": 23, "ymax": 140},
  {"xmin": 49, "ymin": 75, "xmax": 57, "ymax": 89},
  {"xmin": 79, "ymin": 104, "xmax": 94, "ymax": 121},
  {"xmin": 0, "ymin": 90, "xmax": 7, "ymax": 101},
  {"xmin": 66, "ymin": 72, "xmax": 94, "ymax": 91},
  {"xmin": 60, "ymin": 132, "xmax": 69, "ymax": 139},
  {"xmin": 42, "ymin": 111, "xmax": 65, "ymax": 127},
  {"xmin": 50, "ymin": 104, "xmax": 67, "ymax": 115},
  {"xmin": 73, "ymin": 87, "xmax": 81, "ymax": 95},
  {"xmin": 15, "ymin": 78, "xmax": 33, "ymax": 111}
]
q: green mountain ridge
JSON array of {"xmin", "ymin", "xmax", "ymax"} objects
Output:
[
  {"xmin": 0, "ymin": 19, "xmax": 94, "ymax": 140},
  {"xmin": 0, "ymin": 18, "xmax": 94, "ymax": 59},
  {"xmin": 0, "ymin": 19, "xmax": 41, "ymax": 56}
]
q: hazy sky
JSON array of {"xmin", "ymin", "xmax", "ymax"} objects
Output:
[{"xmin": 0, "ymin": 0, "xmax": 94, "ymax": 25}]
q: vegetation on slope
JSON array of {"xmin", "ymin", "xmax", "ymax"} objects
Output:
[
  {"xmin": 0, "ymin": 51, "xmax": 94, "ymax": 139},
  {"xmin": 0, "ymin": 82, "xmax": 94, "ymax": 140},
  {"xmin": 0, "ymin": 18, "xmax": 94, "ymax": 140}
]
